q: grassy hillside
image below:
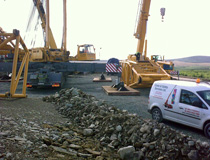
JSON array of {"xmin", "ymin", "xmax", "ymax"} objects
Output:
[
  {"xmin": 169, "ymin": 56, "xmax": 210, "ymax": 80},
  {"xmin": 168, "ymin": 56, "xmax": 210, "ymax": 63},
  {"xmin": 173, "ymin": 61, "xmax": 210, "ymax": 69},
  {"xmin": 172, "ymin": 61, "xmax": 210, "ymax": 80}
]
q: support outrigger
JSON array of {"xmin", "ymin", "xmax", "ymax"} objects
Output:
[{"xmin": 0, "ymin": 29, "xmax": 29, "ymax": 98}]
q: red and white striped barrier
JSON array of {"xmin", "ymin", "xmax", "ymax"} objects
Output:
[{"xmin": 106, "ymin": 63, "xmax": 122, "ymax": 73}]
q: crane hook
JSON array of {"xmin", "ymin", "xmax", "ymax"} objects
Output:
[{"xmin": 160, "ymin": 8, "xmax": 166, "ymax": 22}]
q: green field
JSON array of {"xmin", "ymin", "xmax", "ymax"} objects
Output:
[{"xmin": 175, "ymin": 66, "xmax": 210, "ymax": 80}]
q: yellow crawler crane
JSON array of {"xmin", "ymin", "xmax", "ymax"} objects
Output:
[
  {"xmin": 25, "ymin": 0, "xmax": 70, "ymax": 88},
  {"xmin": 29, "ymin": 0, "xmax": 69, "ymax": 62},
  {"xmin": 121, "ymin": 0, "xmax": 171, "ymax": 88},
  {"xmin": 0, "ymin": 28, "xmax": 29, "ymax": 98}
]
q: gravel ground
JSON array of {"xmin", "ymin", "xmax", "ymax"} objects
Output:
[
  {"xmin": 64, "ymin": 74, "xmax": 151, "ymax": 119},
  {"xmin": 63, "ymin": 74, "xmax": 210, "ymax": 143},
  {"xmin": 1, "ymin": 73, "xmax": 210, "ymax": 144},
  {"xmin": 0, "ymin": 97, "xmax": 71, "ymax": 159}
]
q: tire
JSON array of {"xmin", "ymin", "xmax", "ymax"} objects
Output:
[
  {"xmin": 204, "ymin": 122, "xmax": 210, "ymax": 139},
  {"xmin": 152, "ymin": 108, "xmax": 163, "ymax": 122}
]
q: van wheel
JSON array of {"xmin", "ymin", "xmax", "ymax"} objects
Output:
[
  {"xmin": 204, "ymin": 122, "xmax": 210, "ymax": 138},
  {"xmin": 152, "ymin": 108, "xmax": 163, "ymax": 122}
]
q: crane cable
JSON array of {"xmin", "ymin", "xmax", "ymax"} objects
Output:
[
  {"xmin": 24, "ymin": 0, "xmax": 46, "ymax": 48},
  {"xmin": 23, "ymin": 2, "xmax": 36, "ymax": 46},
  {"xmin": 134, "ymin": 0, "xmax": 142, "ymax": 37},
  {"xmin": 33, "ymin": 0, "xmax": 45, "ymax": 48},
  {"xmin": 31, "ymin": 15, "xmax": 41, "ymax": 48},
  {"xmin": 26, "ymin": 5, "xmax": 36, "ymax": 32}
]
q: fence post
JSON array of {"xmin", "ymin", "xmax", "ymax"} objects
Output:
[{"xmin": 177, "ymin": 71, "xmax": 179, "ymax": 80}]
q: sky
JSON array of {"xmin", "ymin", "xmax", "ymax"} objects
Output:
[{"xmin": 1, "ymin": 0, "xmax": 210, "ymax": 60}]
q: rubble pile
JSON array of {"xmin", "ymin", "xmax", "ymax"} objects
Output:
[
  {"xmin": 0, "ymin": 115, "xmax": 117, "ymax": 159},
  {"xmin": 43, "ymin": 88, "xmax": 210, "ymax": 160},
  {"xmin": 0, "ymin": 116, "xmax": 55, "ymax": 159}
]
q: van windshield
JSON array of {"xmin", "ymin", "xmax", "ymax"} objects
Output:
[{"xmin": 197, "ymin": 90, "xmax": 210, "ymax": 106}]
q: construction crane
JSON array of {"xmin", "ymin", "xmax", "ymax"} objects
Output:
[
  {"xmin": 26, "ymin": 0, "xmax": 70, "ymax": 88},
  {"xmin": 0, "ymin": 1, "xmax": 107, "ymax": 89},
  {"xmin": 31, "ymin": 1, "xmax": 96, "ymax": 62},
  {"xmin": 29, "ymin": 0, "xmax": 69, "ymax": 62},
  {"xmin": 69, "ymin": 44, "xmax": 96, "ymax": 61},
  {"xmin": 120, "ymin": 0, "xmax": 171, "ymax": 88}
]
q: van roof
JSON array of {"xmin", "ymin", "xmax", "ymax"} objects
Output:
[{"xmin": 155, "ymin": 80, "xmax": 210, "ymax": 92}]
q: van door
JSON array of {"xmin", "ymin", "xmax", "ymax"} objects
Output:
[
  {"xmin": 177, "ymin": 89, "xmax": 207, "ymax": 128},
  {"xmin": 163, "ymin": 87, "xmax": 182, "ymax": 122}
]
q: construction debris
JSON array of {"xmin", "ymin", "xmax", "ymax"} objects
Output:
[{"xmin": 43, "ymin": 88, "xmax": 210, "ymax": 159}]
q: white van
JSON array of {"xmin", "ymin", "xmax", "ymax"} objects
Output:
[{"xmin": 148, "ymin": 80, "xmax": 210, "ymax": 138}]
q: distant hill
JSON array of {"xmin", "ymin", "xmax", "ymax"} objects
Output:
[
  {"xmin": 172, "ymin": 61, "xmax": 210, "ymax": 68},
  {"xmin": 168, "ymin": 56, "xmax": 210, "ymax": 63}
]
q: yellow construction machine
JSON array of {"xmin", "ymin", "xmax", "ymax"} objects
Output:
[
  {"xmin": 69, "ymin": 44, "xmax": 96, "ymax": 61},
  {"xmin": 0, "ymin": 28, "xmax": 30, "ymax": 98},
  {"xmin": 120, "ymin": 0, "xmax": 171, "ymax": 88},
  {"xmin": 151, "ymin": 55, "xmax": 174, "ymax": 74},
  {"xmin": 26, "ymin": 0, "xmax": 70, "ymax": 88},
  {"xmin": 28, "ymin": 0, "xmax": 69, "ymax": 62},
  {"xmin": 30, "ymin": 1, "xmax": 95, "ymax": 62}
]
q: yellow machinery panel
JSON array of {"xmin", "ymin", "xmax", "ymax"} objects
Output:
[
  {"xmin": 69, "ymin": 56, "xmax": 77, "ymax": 61},
  {"xmin": 30, "ymin": 48, "xmax": 43, "ymax": 60},
  {"xmin": 121, "ymin": 57, "xmax": 171, "ymax": 88},
  {"xmin": 77, "ymin": 53, "xmax": 96, "ymax": 61},
  {"xmin": 49, "ymin": 50, "xmax": 65, "ymax": 61}
]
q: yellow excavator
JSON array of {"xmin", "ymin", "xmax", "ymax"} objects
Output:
[
  {"xmin": 151, "ymin": 55, "xmax": 174, "ymax": 74},
  {"xmin": 120, "ymin": 0, "xmax": 171, "ymax": 88},
  {"xmin": 69, "ymin": 44, "xmax": 96, "ymax": 61}
]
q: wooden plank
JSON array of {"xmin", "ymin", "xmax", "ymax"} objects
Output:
[
  {"xmin": 93, "ymin": 77, "xmax": 112, "ymax": 82},
  {"xmin": 102, "ymin": 86, "xmax": 140, "ymax": 96}
]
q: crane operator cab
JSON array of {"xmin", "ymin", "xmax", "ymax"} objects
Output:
[
  {"xmin": 77, "ymin": 44, "xmax": 96, "ymax": 61},
  {"xmin": 151, "ymin": 55, "xmax": 162, "ymax": 62},
  {"xmin": 69, "ymin": 44, "xmax": 96, "ymax": 61},
  {"xmin": 151, "ymin": 55, "xmax": 174, "ymax": 74},
  {"xmin": 79, "ymin": 44, "xmax": 94, "ymax": 54}
]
